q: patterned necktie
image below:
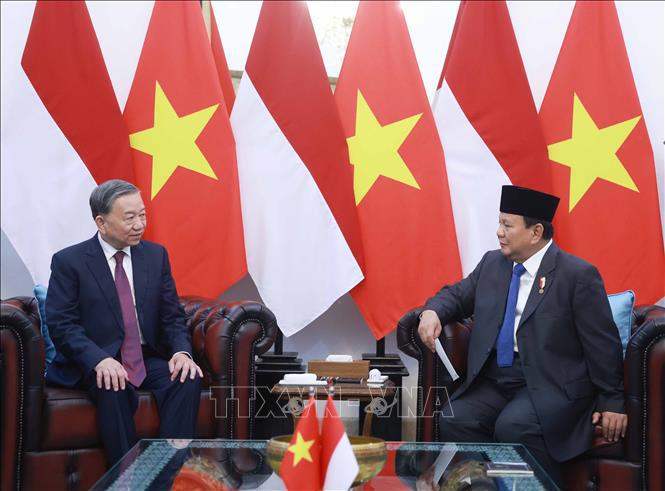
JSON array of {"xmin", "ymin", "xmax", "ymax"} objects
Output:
[
  {"xmin": 113, "ymin": 251, "xmax": 146, "ymax": 386},
  {"xmin": 496, "ymin": 263, "xmax": 527, "ymax": 367}
]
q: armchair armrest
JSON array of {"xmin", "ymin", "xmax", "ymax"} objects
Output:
[
  {"xmin": 622, "ymin": 305, "xmax": 664, "ymax": 489},
  {"xmin": 1, "ymin": 296, "xmax": 46, "ymax": 490},
  {"xmin": 180, "ymin": 297, "xmax": 278, "ymax": 441},
  {"xmin": 396, "ymin": 307, "xmax": 471, "ymax": 441}
]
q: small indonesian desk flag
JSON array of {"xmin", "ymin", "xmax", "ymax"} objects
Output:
[
  {"xmin": 321, "ymin": 394, "xmax": 359, "ymax": 490},
  {"xmin": 281, "ymin": 396, "xmax": 321, "ymax": 491}
]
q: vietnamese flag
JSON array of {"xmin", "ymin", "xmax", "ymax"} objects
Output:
[
  {"xmin": 539, "ymin": 1, "xmax": 665, "ymax": 303},
  {"xmin": 280, "ymin": 396, "xmax": 321, "ymax": 491},
  {"xmin": 335, "ymin": 1, "xmax": 462, "ymax": 339},
  {"xmin": 123, "ymin": 1, "xmax": 246, "ymax": 297}
]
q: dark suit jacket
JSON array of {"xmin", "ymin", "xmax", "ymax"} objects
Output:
[
  {"xmin": 45, "ymin": 235, "xmax": 192, "ymax": 388},
  {"xmin": 425, "ymin": 243, "xmax": 624, "ymax": 462}
]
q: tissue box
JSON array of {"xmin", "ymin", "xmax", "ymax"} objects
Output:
[
  {"xmin": 279, "ymin": 373, "xmax": 327, "ymax": 386},
  {"xmin": 326, "ymin": 354, "xmax": 353, "ymax": 362}
]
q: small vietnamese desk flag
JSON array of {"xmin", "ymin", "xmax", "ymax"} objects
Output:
[
  {"xmin": 335, "ymin": 1, "xmax": 462, "ymax": 339},
  {"xmin": 539, "ymin": 1, "xmax": 665, "ymax": 303},
  {"xmin": 281, "ymin": 395, "xmax": 321, "ymax": 491},
  {"xmin": 123, "ymin": 1, "xmax": 246, "ymax": 297}
]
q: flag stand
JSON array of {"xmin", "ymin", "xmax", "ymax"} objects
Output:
[
  {"xmin": 361, "ymin": 335, "xmax": 408, "ymax": 440},
  {"xmin": 253, "ymin": 329, "xmax": 304, "ymax": 439}
]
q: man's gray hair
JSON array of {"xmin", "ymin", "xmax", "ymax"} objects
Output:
[{"xmin": 89, "ymin": 179, "xmax": 140, "ymax": 219}]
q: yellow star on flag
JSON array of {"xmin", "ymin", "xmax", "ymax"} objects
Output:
[
  {"xmin": 287, "ymin": 432, "xmax": 314, "ymax": 466},
  {"xmin": 129, "ymin": 81, "xmax": 219, "ymax": 199},
  {"xmin": 547, "ymin": 93, "xmax": 640, "ymax": 212},
  {"xmin": 346, "ymin": 89, "xmax": 422, "ymax": 205}
]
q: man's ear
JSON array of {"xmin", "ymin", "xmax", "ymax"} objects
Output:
[
  {"xmin": 532, "ymin": 223, "xmax": 544, "ymax": 243},
  {"xmin": 94, "ymin": 215, "xmax": 105, "ymax": 233}
]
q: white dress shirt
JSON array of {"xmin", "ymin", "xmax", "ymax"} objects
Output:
[
  {"xmin": 97, "ymin": 233, "xmax": 146, "ymax": 344},
  {"xmin": 512, "ymin": 239, "xmax": 553, "ymax": 351}
]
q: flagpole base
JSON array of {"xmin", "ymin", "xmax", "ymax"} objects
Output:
[
  {"xmin": 254, "ymin": 334, "xmax": 305, "ymax": 439},
  {"xmin": 361, "ymin": 346, "xmax": 408, "ymax": 440}
]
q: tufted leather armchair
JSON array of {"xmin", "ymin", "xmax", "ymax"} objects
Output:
[
  {"xmin": 396, "ymin": 304, "xmax": 664, "ymax": 491},
  {"xmin": 1, "ymin": 295, "xmax": 277, "ymax": 491}
]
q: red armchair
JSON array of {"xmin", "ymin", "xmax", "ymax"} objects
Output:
[
  {"xmin": 396, "ymin": 304, "xmax": 664, "ymax": 491},
  {"xmin": 1, "ymin": 295, "xmax": 277, "ymax": 491}
]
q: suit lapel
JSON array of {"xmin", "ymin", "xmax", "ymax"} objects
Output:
[
  {"xmin": 84, "ymin": 235, "xmax": 124, "ymax": 330},
  {"xmin": 518, "ymin": 243, "xmax": 558, "ymax": 330},
  {"xmin": 131, "ymin": 242, "xmax": 148, "ymax": 311}
]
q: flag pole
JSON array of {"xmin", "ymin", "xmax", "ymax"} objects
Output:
[
  {"xmin": 254, "ymin": 328, "xmax": 304, "ymax": 438},
  {"xmin": 375, "ymin": 337, "xmax": 385, "ymax": 357},
  {"xmin": 274, "ymin": 329, "xmax": 283, "ymax": 355}
]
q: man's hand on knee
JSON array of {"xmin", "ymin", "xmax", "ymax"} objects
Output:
[
  {"xmin": 168, "ymin": 352, "xmax": 203, "ymax": 383},
  {"xmin": 95, "ymin": 357, "xmax": 129, "ymax": 391},
  {"xmin": 418, "ymin": 310, "xmax": 442, "ymax": 353},
  {"xmin": 592, "ymin": 411, "xmax": 627, "ymax": 442}
]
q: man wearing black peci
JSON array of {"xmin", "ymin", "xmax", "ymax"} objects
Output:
[{"xmin": 418, "ymin": 185, "xmax": 626, "ymax": 484}]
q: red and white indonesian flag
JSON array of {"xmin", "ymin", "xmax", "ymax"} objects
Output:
[
  {"xmin": 1, "ymin": 1, "xmax": 130, "ymax": 285},
  {"xmin": 432, "ymin": 0, "xmax": 551, "ymax": 275},
  {"xmin": 321, "ymin": 394, "xmax": 359, "ymax": 491},
  {"xmin": 231, "ymin": 1, "xmax": 364, "ymax": 336}
]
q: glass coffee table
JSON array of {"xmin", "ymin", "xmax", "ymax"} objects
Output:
[{"xmin": 91, "ymin": 439, "xmax": 559, "ymax": 490}]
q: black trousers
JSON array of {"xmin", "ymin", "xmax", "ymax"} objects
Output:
[
  {"xmin": 439, "ymin": 351, "xmax": 562, "ymax": 487},
  {"xmin": 82, "ymin": 348, "xmax": 201, "ymax": 465}
]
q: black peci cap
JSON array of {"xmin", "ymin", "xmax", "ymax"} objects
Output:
[{"xmin": 500, "ymin": 185, "xmax": 560, "ymax": 222}]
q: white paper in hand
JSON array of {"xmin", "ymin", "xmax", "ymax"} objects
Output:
[
  {"xmin": 433, "ymin": 443, "xmax": 458, "ymax": 483},
  {"xmin": 435, "ymin": 339, "xmax": 459, "ymax": 381}
]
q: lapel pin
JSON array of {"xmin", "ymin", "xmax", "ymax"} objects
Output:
[{"xmin": 539, "ymin": 276, "xmax": 546, "ymax": 294}]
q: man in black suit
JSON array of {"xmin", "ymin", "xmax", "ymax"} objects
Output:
[
  {"xmin": 46, "ymin": 179, "xmax": 203, "ymax": 464},
  {"xmin": 418, "ymin": 185, "xmax": 627, "ymax": 484}
]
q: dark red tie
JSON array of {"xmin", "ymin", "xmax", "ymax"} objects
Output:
[{"xmin": 113, "ymin": 251, "xmax": 146, "ymax": 387}]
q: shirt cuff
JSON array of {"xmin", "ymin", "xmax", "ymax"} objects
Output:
[{"xmin": 173, "ymin": 350, "xmax": 192, "ymax": 360}]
